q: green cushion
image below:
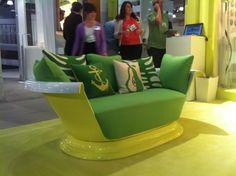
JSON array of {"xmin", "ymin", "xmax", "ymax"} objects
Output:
[
  {"xmin": 42, "ymin": 50, "xmax": 86, "ymax": 81},
  {"xmin": 113, "ymin": 60, "xmax": 145, "ymax": 93},
  {"xmin": 33, "ymin": 58, "xmax": 70, "ymax": 82},
  {"xmin": 137, "ymin": 56, "xmax": 162, "ymax": 89},
  {"xmin": 86, "ymin": 54, "xmax": 122, "ymax": 91},
  {"xmin": 160, "ymin": 54, "xmax": 193, "ymax": 93},
  {"xmin": 71, "ymin": 64, "xmax": 115, "ymax": 99},
  {"xmin": 90, "ymin": 88, "xmax": 185, "ymax": 139}
]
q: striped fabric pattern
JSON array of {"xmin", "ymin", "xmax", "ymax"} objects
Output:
[
  {"xmin": 138, "ymin": 56, "xmax": 162, "ymax": 89},
  {"xmin": 42, "ymin": 50, "xmax": 86, "ymax": 81}
]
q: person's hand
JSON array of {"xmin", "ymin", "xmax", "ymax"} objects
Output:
[
  {"xmin": 101, "ymin": 52, "xmax": 107, "ymax": 56},
  {"xmin": 136, "ymin": 29, "xmax": 143, "ymax": 35},
  {"xmin": 154, "ymin": 2, "xmax": 160, "ymax": 12},
  {"xmin": 118, "ymin": 30, "xmax": 129, "ymax": 36},
  {"xmin": 155, "ymin": 3, "xmax": 162, "ymax": 25}
]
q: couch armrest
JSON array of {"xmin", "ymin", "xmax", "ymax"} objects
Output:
[
  {"xmin": 24, "ymin": 80, "xmax": 106, "ymax": 142},
  {"xmin": 24, "ymin": 81, "xmax": 81, "ymax": 93}
]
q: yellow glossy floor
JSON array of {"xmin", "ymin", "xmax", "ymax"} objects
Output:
[{"xmin": 1, "ymin": 100, "xmax": 236, "ymax": 176}]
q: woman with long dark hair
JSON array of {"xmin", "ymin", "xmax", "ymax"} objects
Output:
[{"xmin": 114, "ymin": 1, "xmax": 143, "ymax": 60}]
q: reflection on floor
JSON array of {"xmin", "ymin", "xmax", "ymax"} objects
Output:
[
  {"xmin": 217, "ymin": 86, "xmax": 236, "ymax": 101},
  {"xmin": 1, "ymin": 100, "xmax": 236, "ymax": 176}
]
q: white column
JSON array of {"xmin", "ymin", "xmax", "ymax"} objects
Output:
[
  {"xmin": 35, "ymin": 0, "xmax": 44, "ymax": 47},
  {"xmin": 15, "ymin": 0, "xmax": 27, "ymax": 80},
  {"xmin": 36, "ymin": 0, "xmax": 56, "ymax": 52}
]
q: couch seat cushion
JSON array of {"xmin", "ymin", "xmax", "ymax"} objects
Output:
[{"xmin": 89, "ymin": 88, "xmax": 186, "ymax": 139}]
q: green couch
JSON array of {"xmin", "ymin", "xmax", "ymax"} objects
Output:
[{"xmin": 25, "ymin": 53, "xmax": 194, "ymax": 160}]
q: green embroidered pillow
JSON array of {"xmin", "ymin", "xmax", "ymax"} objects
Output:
[
  {"xmin": 113, "ymin": 60, "xmax": 145, "ymax": 94},
  {"xmin": 42, "ymin": 50, "xmax": 86, "ymax": 81},
  {"xmin": 33, "ymin": 57, "xmax": 70, "ymax": 82},
  {"xmin": 160, "ymin": 54, "xmax": 193, "ymax": 93},
  {"xmin": 137, "ymin": 56, "xmax": 162, "ymax": 89},
  {"xmin": 86, "ymin": 54, "xmax": 122, "ymax": 92},
  {"xmin": 71, "ymin": 64, "xmax": 115, "ymax": 99}
]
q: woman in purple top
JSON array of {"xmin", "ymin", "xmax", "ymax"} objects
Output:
[{"xmin": 72, "ymin": 2, "xmax": 107, "ymax": 56}]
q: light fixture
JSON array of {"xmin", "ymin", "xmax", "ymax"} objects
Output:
[
  {"xmin": 7, "ymin": 0, "xmax": 13, "ymax": 5},
  {"xmin": 172, "ymin": 14, "xmax": 176, "ymax": 18},
  {"xmin": 179, "ymin": 6, "xmax": 184, "ymax": 11}
]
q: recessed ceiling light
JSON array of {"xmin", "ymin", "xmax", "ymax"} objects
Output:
[{"xmin": 7, "ymin": 0, "xmax": 13, "ymax": 6}]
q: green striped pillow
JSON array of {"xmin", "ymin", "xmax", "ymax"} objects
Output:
[
  {"xmin": 137, "ymin": 56, "xmax": 162, "ymax": 89},
  {"xmin": 33, "ymin": 58, "xmax": 70, "ymax": 82},
  {"xmin": 42, "ymin": 50, "xmax": 86, "ymax": 81}
]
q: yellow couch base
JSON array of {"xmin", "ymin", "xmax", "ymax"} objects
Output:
[{"xmin": 60, "ymin": 121, "xmax": 183, "ymax": 160}]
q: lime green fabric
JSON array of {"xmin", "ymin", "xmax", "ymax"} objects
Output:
[
  {"xmin": 137, "ymin": 56, "xmax": 162, "ymax": 89},
  {"xmin": 160, "ymin": 54, "xmax": 193, "ymax": 93},
  {"xmin": 113, "ymin": 60, "xmax": 144, "ymax": 94},
  {"xmin": 90, "ymin": 88, "xmax": 186, "ymax": 139},
  {"xmin": 71, "ymin": 64, "xmax": 115, "ymax": 98},
  {"xmin": 42, "ymin": 50, "xmax": 86, "ymax": 81},
  {"xmin": 33, "ymin": 58, "xmax": 70, "ymax": 82},
  {"xmin": 86, "ymin": 54, "xmax": 122, "ymax": 91}
]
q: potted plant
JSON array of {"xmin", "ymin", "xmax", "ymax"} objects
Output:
[{"xmin": 196, "ymin": 73, "xmax": 219, "ymax": 102}]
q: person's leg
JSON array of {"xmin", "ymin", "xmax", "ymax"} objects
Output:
[
  {"xmin": 147, "ymin": 47, "xmax": 159, "ymax": 68},
  {"xmin": 131, "ymin": 44, "xmax": 142, "ymax": 60},
  {"xmin": 120, "ymin": 45, "xmax": 132, "ymax": 60},
  {"xmin": 64, "ymin": 42, "xmax": 71, "ymax": 55},
  {"xmin": 147, "ymin": 47, "xmax": 166, "ymax": 68},
  {"xmin": 157, "ymin": 49, "xmax": 166, "ymax": 67},
  {"xmin": 84, "ymin": 42, "xmax": 96, "ymax": 54}
]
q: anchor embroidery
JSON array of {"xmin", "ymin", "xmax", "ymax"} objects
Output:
[{"xmin": 88, "ymin": 65, "xmax": 109, "ymax": 91}]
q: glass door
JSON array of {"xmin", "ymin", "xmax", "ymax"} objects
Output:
[{"xmin": 25, "ymin": 0, "xmax": 37, "ymax": 46}]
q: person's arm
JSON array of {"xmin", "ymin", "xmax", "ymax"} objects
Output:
[
  {"xmin": 99, "ymin": 24, "xmax": 107, "ymax": 56},
  {"xmin": 63, "ymin": 18, "xmax": 68, "ymax": 39},
  {"xmin": 148, "ymin": 12, "xmax": 156, "ymax": 25},
  {"xmin": 159, "ymin": 14, "xmax": 169, "ymax": 34},
  {"xmin": 72, "ymin": 25, "xmax": 81, "ymax": 55},
  {"xmin": 135, "ymin": 17, "xmax": 143, "ymax": 35},
  {"xmin": 148, "ymin": 11, "xmax": 168, "ymax": 34},
  {"xmin": 114, "ymin": 20, "xmax": 122, "ymax": 39},
  {"xmin": 154, "ymin": 3, "xmax": 162, "ymax": 25}
]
